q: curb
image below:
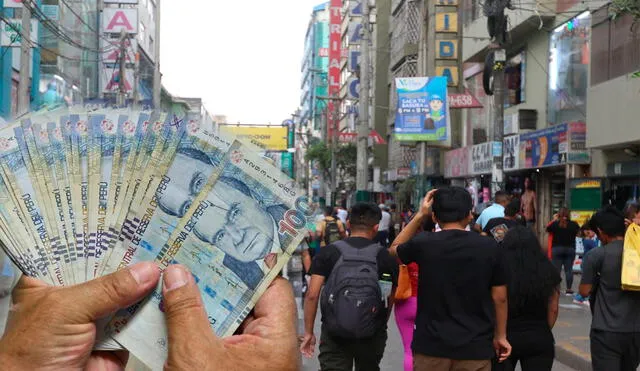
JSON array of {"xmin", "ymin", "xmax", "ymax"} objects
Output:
[{"xmin": 555, "ymin": 343, "xmax": 591, "ymax": 371}]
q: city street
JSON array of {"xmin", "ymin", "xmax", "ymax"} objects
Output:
[{"xmin": 300, "ymin": 297, "xmax": 582, "ymax": 371}]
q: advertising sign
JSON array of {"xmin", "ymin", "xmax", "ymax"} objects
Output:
[
  {"xmin": 567, "ymin": 121, "xmax": 590, "ymax": 163},
  {"xmin": 470, "ymin": 142, "xmax": 494, "ymax": 175},
  {"xmin": 3, "ymin": 0, "xmax": 23, "ymax": 8},
  {"xmin": 101, "ymin": 38, "xmax": 137, "ymax": 64},
  {"xmin": 348, "ymin": 48, "xmax": 361, "ymax": 72},
  {"xmin": 219, "ymin": 126, "xmax": 288, "ymax": 151},
  {"xmin": 503, "ymin": 135, "xmax": 520, "ymax": 171},
  {"xmin": 347, "ymin": 77, "xmax": 360, "ymax": 100},
  {"xmin": 394, "ymin": 77, "xmax": 449, "ymax": 142},
  {"xmin": 1, "ymin": 19, "xmax": 38, "ymax": 47},
  {"xmin": 444, "ymin": 147, "xmax": 469, "ymax": 178},
  {"xmin": 102, "ymin": 8, "xmax": 138, "ymax": 34},
  {"xmin": 327, "ymin": 0, "xmax": 342, "ymax": 139},
  {"xmin": 101, "ymin": 68, "xmax": 135, "ymax": 94},
  {"xmin": 349, "ymin": 21, "xmax": 363, "ymax": 45},
  {"xmin": 519, "ymin": 123, "xmax": 568, "ymax": 169}
]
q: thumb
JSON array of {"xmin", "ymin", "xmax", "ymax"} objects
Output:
[
  {"xmin": 162, "ymin": 265, "xmax": 216, "ymax": 347},
  {"xmin": 64, "ymin": 262, "xmax": 160, "ymax": 322}
]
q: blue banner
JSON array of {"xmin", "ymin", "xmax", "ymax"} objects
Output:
[
  {"xmin": 394, "ymin": 77, "xmax": 449, "ymax": 142},
  {"xmin": 520, "ymin": 123, "xmax": 568, "ymax": 169}
]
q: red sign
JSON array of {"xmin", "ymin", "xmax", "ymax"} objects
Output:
[
  {"xmin": 338, "ymin": 130, "xmax": 387, "ymax": 145},
  {"xmin": 448, "ymin": 91, "xmax": 483, "ymax": 109},
  {"xmin": 327, "ymin": 0, "xmax": 342, "ymax": 139}
]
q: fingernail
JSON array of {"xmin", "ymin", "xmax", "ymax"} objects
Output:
[
  {"xmin": 163, "ymin": 265, "xmax": 190, "ymax": 292},
  {"xmin": 129, "ymin": 262, "xmax": 157, "ymax": 285}
]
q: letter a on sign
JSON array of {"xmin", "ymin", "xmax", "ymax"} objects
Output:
[{"xmin": 103, "ymin": 8, "xmax": 138, "ymax": 34}]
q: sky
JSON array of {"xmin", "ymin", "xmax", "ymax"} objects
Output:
[{"xmin": 161, "ymin": 0, "xmax": 325, "ymax": 125}]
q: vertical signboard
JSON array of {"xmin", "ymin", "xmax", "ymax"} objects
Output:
[
  {"xmin": 102, "ymin": 8, "xmax": 138, "ymax": 34},
  {"xmin": 327, "ymin": 0, "xmax": 342, "ymax": 139},
  {"xmin": 435, "ymin": 0, "xmax": 460, "ymax": 88},
  {"xmin": 503, "ymin": 135, "xmax": 520, "ymax": 171},
  {"xmin": 394, "ymin": 77, "xmax": 449, "ymax": 142}
]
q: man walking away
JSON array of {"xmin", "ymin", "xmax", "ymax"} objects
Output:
[
  {"xmin": 317, "ymin": 207, "xmax": 346, "ymax": 247},
  {"xmin": 482, "ymin": 199, "xmax": 521, "ymax": 243},
  {"xmin": 336, "ymin": 205, "xmax": 348, "ymax": 225},
  {"xmin": 580, "ymin": 207, "xmax": 640, "ymax": 371},
  {"xmin": 474, "ymin": 191, "xmax": 510, "ymax": 232},
  {"xmin": 301, "ymin": 203, "xmax": 398, "ymax": 371},
  {"xmin": 377, "ymin": 204, "xmax": 392, "ymax": 246},
  {"xmin": 391, "ymin": 187, "xmax": 511, "ymax": 371}
]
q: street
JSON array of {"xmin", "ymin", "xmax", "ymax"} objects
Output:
[{"xmin": 300, "ymin": 299, "xmax": 580, "ymax": 371}]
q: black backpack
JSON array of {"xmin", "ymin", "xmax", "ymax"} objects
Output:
[
  {"xmin": 320, "ymin": 241, "xmax": 385, "ymax": 339},
  {"xmin": 324, "ymin": 219, "xmax": 342, "ymax": 245}
]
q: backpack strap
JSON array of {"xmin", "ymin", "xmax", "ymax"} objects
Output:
[{"xmin": 333, "ymin": 240, "xmax": 382, "ymax": 264}]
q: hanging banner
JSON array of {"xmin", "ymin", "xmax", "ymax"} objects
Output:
[
  {"xmin": 394, "ymin": 77, "xmax": 450, "ymax": 142},
  {"xmin": 327, "ymin": 0, "xmax": 343, "ymax": 139}
]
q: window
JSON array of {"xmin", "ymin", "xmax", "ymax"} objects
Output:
[
  {"xmin": 505, "ymin": 51, "xmax": 525, "ymax": 108},
  {"xmin": 548, "ymin": 12, "xmax": 591, "ymax": 126}
]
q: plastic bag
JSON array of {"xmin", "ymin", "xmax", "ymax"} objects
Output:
[{"xmin": 621, "ymin": 223, "xmax": 640, "ymax": 291}]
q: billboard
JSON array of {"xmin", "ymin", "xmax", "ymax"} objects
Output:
[
  {"xmin": 519, "ymin": 123, "xmax": 568, "ymax": 169},
  {"xmin": 394, "ymin": 77, "xmax": 449, "ymax": 142},
  {"xmin": 1, "ymin": 19, "xmax": 38, "ymax": 47},
  {"xmin": 102, "ymin": 8, "xmax": 138, "ymax": 34},
  {"xmin": 219, "ymin": 126, "xmax": 288, "ymax": 151},
  {"xmin": 101, "ymin": 38, "xmax": 137, "ymax": 64},
  {"xmin": 101, "ymin": 68, "xmax": 135, "ymax": 94}
]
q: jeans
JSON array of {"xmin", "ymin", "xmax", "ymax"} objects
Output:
[
  {"xmin": 591, "ymin": 329, "xmax": 640, "ymax": 371},
  {"xmin": 375, "ymin": 230, "xmax": 390, "ymax": 247},
  {"xmin": 318, "ymin": 325, "xmax": 388, "ymax": 371},
  {"xmin": 552, "ymin": 245, "xmax": 575, "ymax": 291}
]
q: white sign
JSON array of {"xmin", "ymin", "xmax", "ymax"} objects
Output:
[
  {"xmin": 470, "ymin": 142, "xmax": 493, "ymax": 175},
  {"xmin": 503, "ymin": 135, "xmax": 520, "ymax": 171},
  {"xmin": 504, "ymin": 111, "xmax": 519, "ymax": 135},
  {"xmin": 101, "ymin": 67, "xmax": 135, "ymax": 94},
  {"xmin": 103, "ymin": 0, "xmax": 138, "ymax": 3},
  {"xmin": 3, "ymin": 0, "xmax": 23, "ymax": 8},
  {"xmin": 1, "ymin": 19, "xmax": 38, "ymax": 47},
  {"xmin": 102, "ymin": 8, "xmax": 138, "ymax": 34},
  {"xmin": 101, "ymin": 38, "xmax": 137, "ymax": 64},
  {"xmin": 349, "ymin": 21, "xmax": 363, "ymax": 45}
]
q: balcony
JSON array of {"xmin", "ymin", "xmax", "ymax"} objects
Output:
[{"xmin": 390, "ymin": 0, "xmax": 420, "ymax": 70}]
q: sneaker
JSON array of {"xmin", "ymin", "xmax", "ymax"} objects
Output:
[{"xmin": 566, "ymin": 290, "xmax": 575, "ymax": 296}]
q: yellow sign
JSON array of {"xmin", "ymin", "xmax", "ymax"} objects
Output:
[
  {"xmin": 571, "ymin": 211, "xmax": 595, "ymax": 227},
  {"xmin": 436, "ymin": 39, "xmax": 458, "ymax": 59},
  {"xmin": 220, "ymin": 126, "xmax": 288, "ymax": 151},
  {"xmin": 436, "ymin": 66, "xmax": 459, "ymax": 86},
  {"xmin": 575, "ymin": 180, "xmax": 602, "ymax": 189},
  {"xmin": 435, "ymin": 13, "xmax": 458, "ymax": 33}
]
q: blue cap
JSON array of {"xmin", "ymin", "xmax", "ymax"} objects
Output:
[{"xmin": 431, "ymin": 95, "xmax": 442, "ymax": 101}]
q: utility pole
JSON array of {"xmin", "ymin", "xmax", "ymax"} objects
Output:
[
  {"xmin": 356, "ymin": 1, "xmax": 371, "ymax": 193},
  {"xmin": 152, "ymin": 0, "xmax": 162, "ymax": 108},
  {"xmin": 418, "ymin": 0, "xmax": 437, "ymax": 193},
  {"xmin": 117, "ymin": 30, "xmax": 127, "ymax": 106},
  {"xmin": 18, "ymin": 3, "xmax": 32, "ymax": 115},
  {"xmin": 491, "ymin": 48, "xmax": 506, "ymax": 195}
]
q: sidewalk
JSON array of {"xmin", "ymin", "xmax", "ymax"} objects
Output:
[{"xmin": 553, "ymin": 275, "xmax": 592, "ymax": 371}]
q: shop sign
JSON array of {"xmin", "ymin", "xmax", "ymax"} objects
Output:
[
  {"xmin": 570, "ymin": 179, "xmax": 602, "ymax": 189},
  {"xmin": 519, "ymin": 123, "xmax": 568, "ymax": 169},
  {"xmin": 567, "ymin": 122, "xmax": 590, "ymax": 163},
  {"xmin": 470, "ymin": 142, "xmax": 494, "ymax": 175},
  {"xmin": 504, "ymin": 111, "xmax": 519, "ymax": 135},
  {"xmin": 444, "ymin": 146, "xmax": 469, "ymax": 178},
  {"xmin": 3, "ymin": 0, "xmax": 22, "ymax": 8},
  {"xmin": 397, "ymin": 168, "xmax": 411, "ymax": 180},
  {"xmin": 102, "ymin": 8, "xmax": 138, "ymax": 34},
  {"xmin": 571, "ymin": 211, "xmax": 595, "ymax": 227},
  {"xmin": 1, "ymin": 19, "xmax": 38, "ymax": 47},
  {"xmin": 503, "ymin": 135, "xmax": 519, "ymax": 171},
  {"xmin": 327, "ymin": 0, "xmax": 343, "ymax": 139},
  {"xmin": 219, "ymin": 126, "xmax": 288, "ymax": 151}
]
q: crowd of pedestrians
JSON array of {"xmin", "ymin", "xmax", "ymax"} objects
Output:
[{"xmin": 299, "ymin": 188, "xmax": 640, "ymax": 371}]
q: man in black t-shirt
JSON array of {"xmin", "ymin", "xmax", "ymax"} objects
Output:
[
  {"xmin": 483, "ymin": 198, "xmax": 522, "ymax": 243},
  {"xmin": 300, "ymin": 203, "xmax": 398, "ymax": 371},
  {"xmin": 391, "ymin": 187, "xmax": 511, "ymax": 371}
]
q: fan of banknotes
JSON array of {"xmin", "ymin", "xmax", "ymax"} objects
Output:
[{"xmin": 0, "ymin": 107, "xmax": 309, "ymax": 369}]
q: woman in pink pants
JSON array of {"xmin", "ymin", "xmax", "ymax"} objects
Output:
[{"xmin": 394, "ymin": 262, "xmax": 419, "ymax": 371}]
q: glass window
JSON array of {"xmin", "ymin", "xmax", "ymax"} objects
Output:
[
  {"xmin": 548, "ymin": 12, "xmax": 591, "ymax": 126},
  {"xmin": 505, "ymin": 51, "xmax": 525, "ymax": 108}
]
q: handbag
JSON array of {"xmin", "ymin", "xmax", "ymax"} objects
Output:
[
  {"xmin": 395, "ymin": 265, "xmax": 412, "ymax": 300},
  {"xmin": 622, "ymin": 223, "xmax": 640, "ymax": 291}
]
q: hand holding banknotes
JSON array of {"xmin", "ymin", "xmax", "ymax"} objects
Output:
[
  {"xmin": 0, "ymin": 263, "xmax": 299, "ymax": 370},
  {"xmin": 163, "ymin": 265, "xmax": 300, "ymax": 371},
  {"xmin": 0, "ymin": 262, "xmax": 160, "ymax": 370}
]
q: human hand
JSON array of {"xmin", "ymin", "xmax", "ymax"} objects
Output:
[
  {"xmin": 0, "ymin": 262, "xmax": 160, "ymax": 370},
  {"xmin": 493, "ymin": 336, "xmax": 512, "ymax": 362},
  {"xmin": 300, "ymin": 332, "xmax": 317, "ymax": 358},
  {"xmin": 418, "ymin": 189, "xmax": 437, "ymax": 217},
  {"xmin": 163, "ymin": 265, "xmax": 299, "ymax": 371}
]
